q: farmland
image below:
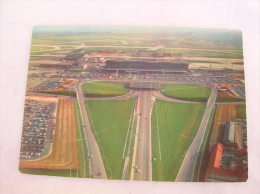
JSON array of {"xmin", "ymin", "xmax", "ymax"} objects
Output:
[
  {"xmin": 161, "ymin": 84, "xmax": 211, "ymax": 102},
  {"xmin": 20, "ymin": 98, "xmax": 78, "ymax": 170},
  {"xmin": 85, "ymin": 99, "xmax": 135, "ymax": 179},
  {"xmin": 81, "ymin": 81, "xmax": 129, "ymax": 97},
  {"xmin": 36, "ymin": 90, "xmax": 76, "ymax": 97},
  {"xmin": 151, "ymin": 100, "xmax": 206, "ymax": 181}
]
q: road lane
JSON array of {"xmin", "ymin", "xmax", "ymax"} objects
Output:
[
  {"xmin": 175, "ymin": 89, "xmax": 217, "ymax": 182},
  {"xmin": 152, "ymin": 90, "xmax": 204, "ymax": 104},
  {"xmin": 75, "ymin": 81, "xmax": 107, "ymax": 179},
  {"xmin": 130, "ymin": 90, "xmax": 154, "ymax": 181}
]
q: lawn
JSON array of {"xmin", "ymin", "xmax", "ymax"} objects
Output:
[
  {"xmin": 35, "ymin": 90, "xmax": 76, "ymax": 97},
  {"xmin": 81, "ymin": 81, "xmax": 129, "ymax": 97},
  {"xmin": 161, "ymin": 84, "xmax": 211, "ymax": 102},
  {"xmin": 85, "ymin": 99, "xmax": 135, "ymax": 179},
  {"xmin": 152, "ymin": 100, "xmax": 206, "ymax": 181},
  {"xmin": 74, "ymin": 100, "xmax": 89, "ymax": 178}
]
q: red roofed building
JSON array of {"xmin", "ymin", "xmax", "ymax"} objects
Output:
[{"xmin": 206, "ymin": 143, "xmax": 247, "ymax": 182}]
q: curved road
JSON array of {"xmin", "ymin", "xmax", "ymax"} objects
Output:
[
  {"xmin": 75, "ymin": 79, "xmax": 222, "ymax": 181},
  {"xmin": 75, "ymin": 81, "xmax": 107, "ymax": 179},
  {"xmin": 175, "ymin": 89, "xmax": 217, "ymax": 181},
  {"xmin": 151, "ymin": 90, "xmax": 204, "ymax": 104},
  {"xmin": 85, "ymin": 90, "xmax": 139, "ymax": 101}
]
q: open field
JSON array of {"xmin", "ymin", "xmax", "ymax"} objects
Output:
[
  {"xmin": 19, "ymin": 98, "xmax": 78, "ymax": 170},
  {"xmin": 81, "ymin": 81, "xmax": 129, "ymax": 97},
  {"xmin": 85, "ymin": 99, "xmax": 134, "ymax": 179},
  {"xmin": 157, "ymin": 48, "xmax": 243, "ymax": 59},
  {"xmin": 151, "ymin": 100, "xmax": 206, "ymax": 181},
  {"xmin": 35, "ymin": 90, "xmax": 76, "ymax": 97},
  {"xmin": 161, "ymin": 84, "xmax": 211, "ymax": 102},
  {"xmin": 208, "ymin": 104, "xmax": 246, "ymax": 148}
]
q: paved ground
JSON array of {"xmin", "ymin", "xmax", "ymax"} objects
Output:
[
  {"xmin": 175, "ymin": 89, "xmax": 217, "ymax": 182},
  {"xmin": 76, "ymin": 79, "xmax": 221, "ymax": 181},
  {"xmin": 75, "ymin": 82, "xmax": 107, "ymax": 179},
  {"xmin": 130, "ymin": 90, "xmax": 154, "ymax": 181},
  {"xmin": 85, "ymin": 90, "xmax": 138, "ymax": 101}
]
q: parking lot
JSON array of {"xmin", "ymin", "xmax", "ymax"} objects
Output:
[{"xmin": 20, "ymin": 99, "xmax": 57, "ymax": 160}]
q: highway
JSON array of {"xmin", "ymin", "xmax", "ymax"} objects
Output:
[
  {"xmin": 130, "ymin": 90, "xmax": 154, "ymax": 181},
  {"xmin": 175, "ymin": 89, "xmax": 217, "ymax": 181},
  {"xmin": 75, "ymin": 81, "xmax": 107, "ymax": 179},
  {"xmin": 75, "ymin": 79, "xmax": 221, "ymax": 181}
]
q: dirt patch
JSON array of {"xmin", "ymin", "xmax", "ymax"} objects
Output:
[{"xmin": 25, "ymin": 95, "xmax": 58, "ymax": 102}]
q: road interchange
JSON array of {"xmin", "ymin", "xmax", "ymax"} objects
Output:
[{"xmin": 75, "ymin": 79, "xmax": 221, "ymax": 181}]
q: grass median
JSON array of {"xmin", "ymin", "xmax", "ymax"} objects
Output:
[
  {"xmin": 85, "ymin": 99, "xmax": 135, "ymax": 179},
  {"xmin": 81, "ymin": 81, "xmax": 129, "ymax": 98},
  {"xmin": 161, "ymin": 84, "xmax": 211, "ymax": 102},
  {"xmin": 152, "ymin": 100, "xmax": 206, "ymax": 181}
]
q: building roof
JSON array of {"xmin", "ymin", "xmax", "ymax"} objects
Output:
[
  {"xmin": 208, "ymin": 143, "xmax": 224, "ymax": 168},
  {"xmin": 224, "ymin": 121, "xmax": 236, "ymax": 143}
]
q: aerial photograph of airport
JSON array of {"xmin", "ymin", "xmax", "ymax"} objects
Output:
[{"xmin": 19, "ymin": 25, "xmax": 247, "ymax": 182}]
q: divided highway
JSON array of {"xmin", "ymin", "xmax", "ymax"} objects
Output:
[
  {"xmin": 75, "ymin": 79, "xmax": 218, "ymax": 181},
  {"xmin": 130, "ymin": 91, "xmax": 154, "ymax": 181},
  {"xmin": 175, "ymin": 89, "xmax": 217, "ymax": 181},
  {"xmin": 75, "ymin": 81, "xmax": 107, "ymax": 179}
]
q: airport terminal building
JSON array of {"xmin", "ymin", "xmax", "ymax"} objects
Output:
[{"xmin": 101, "ymin": 60, "xmax": 189, "ymax": 74}]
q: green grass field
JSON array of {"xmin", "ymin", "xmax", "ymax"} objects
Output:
[
  {"xmin": 85, "ymin": 99, "xmax": 135, "ymax": 179},
  {"xmin": 74, "ymin": 100, "xmax": 89, "ymax": 178},
  {"xmin": 152, "ymin": 100, "xmax": 206, "ymax": 181},
  {"xmin": 81, "ymin": 81, "xmax": 129, "ymax": 97},
  {"xmin": 161, "ymin": 84, "xmax": 211, "ymax": 102},
  {"xmin": 34, "ymin": 90, "xmax": 76, "ymax": 97}
]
